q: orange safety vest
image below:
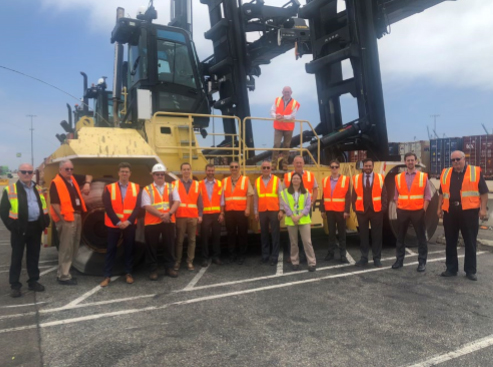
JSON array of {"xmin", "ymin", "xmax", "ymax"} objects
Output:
[
  {"xmin": 273, "ymin": 97, "xmax": 300, "ymax": 131},
  {"xmin": 322, "ymin": 175, "xmax": 349, "ymax": 212},
  {"xmin": 200, "ymin": 179, "xmax": 222, "ymax": 214},
  {"xmin": 104, "ymin": 182, "xmax": 140, "ymax": 228},
  {"xmin": 49, "ymin": 174, "xmax": 87, "ymax": 223},
  {"xmin": 395, "ymin": 171, "xmax": 427, "ymax": 210},
  {"xmin": 256, "ymin": 175, "xmax": 280, "ymax": 212},
  {"xmin": 173, "ymin": 180, "xmax": 200, "ymax": 218},
  {"xmin": 144, "ymin": 183, "xmax": 172, "ymax": 226},
  {"xmin": 223, "ymin": 175, "xmax": 249, "ymax": 211},
  {"xmin": 440, "ymin": 165, "xmax": 481, "ymax": 212},
  {"xmin": 284, "ymin": 171, "xmax": 315, "ymax": 195},
  {"xmin": 353, "ymin": 173, "xmax": 384, "ymax": 213}
]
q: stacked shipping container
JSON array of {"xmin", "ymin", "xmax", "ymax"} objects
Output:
[
  {"xmin": 463, "ymin": 135, "xmax": 493, "ymax": 178},
  {"xmin": 430, "ymin": 138, "xmax": 462, "ymax": 177},
  {"xmin": 398, "ymin": 141, "xmax": 430, "ymax": 172}
]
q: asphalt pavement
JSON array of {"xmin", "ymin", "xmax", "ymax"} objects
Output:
[{"xmin": 2, "ymin": 193, "xmax": 493, "ymax": 366}]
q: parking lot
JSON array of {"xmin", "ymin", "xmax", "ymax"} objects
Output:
[{"xmin": 2, "ymin": 214, "xmax": 493, "ymax": 367}]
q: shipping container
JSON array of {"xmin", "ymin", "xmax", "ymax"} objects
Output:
[
  {"xmin": 463, "ymin": 135, "xmax": 493, "ymax": 178},
  {"xmin": 429, "ymin": 137, "xmax": 463, "ymax": 177},
  {"xmin": 388, "ymin": 142, "xmax": 399, "ymax": 156},
  {"xmin": 347, "ymin": 150, "xmax": 367, "ymax": 163},
  {"xmin": 398, "ymin": 140, "xmax": 430, "ymax": 172}
]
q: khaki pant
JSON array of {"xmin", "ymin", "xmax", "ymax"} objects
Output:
[
  {"xmin": 288, "ymin": 224, "xmax": 316, "ymax": 266},
  {"xmin": 55, "ymin": 213, "xmax": 82, "ymax": 281},
  {"xmin": 175, "ymin": 217, "xmax": 198, "ymax": 264},
  {"xmin": 272, "ymin": 129, "xmax": 294, "ymax": 169}
]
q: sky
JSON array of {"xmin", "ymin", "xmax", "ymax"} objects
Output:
[{"xmin": 0, "ymin": 0, "xmax": 492, "ymax": 169}]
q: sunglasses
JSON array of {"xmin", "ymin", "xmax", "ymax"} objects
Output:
[
  {"xmin": 64, "ymin": 168, "xmax": 74, "ymax": 171},
  {"xmin": 230, "ymin": 166, "xmax": 239, "ymax": 169},
  {"xmin": 451, "ymin": 158, "xmax": 462, "ymax": 162},
  {"xmin": 153, "ymin": 173, "xmax": 165, "ymax": 177},
  {"xmin": 330, "ymin": 166, "xmax": 339, "ymax": 169},
  {"xmin": 20, "ymin": 170, "xmax": 33, "ymax": 175},
  {"xmin": 262, "ymin": 167, "xmax": 271, "ymax": 170}
]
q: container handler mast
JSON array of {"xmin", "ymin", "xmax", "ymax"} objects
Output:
[{"xmin": 44, "ymin": 0, "xmax": 449, "ymax": 274}]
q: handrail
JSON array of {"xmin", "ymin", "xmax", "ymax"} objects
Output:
[{"xmin": 242, "ymin": 117, "xmax": 321, "ymax": 173}]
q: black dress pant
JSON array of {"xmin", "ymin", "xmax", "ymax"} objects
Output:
[
  {"xmin": 396, "ymin": 209, "xmax": 428, "ymax": 264},
  {"xmin": 201, "ymin": 213, "xmax": 221, "ymax": 260},
  {"xmin": 259, "ymin": 211, "xmax": 280, "ymax": 263},
  {"xmin": 145, "ymin": 222, "xmax": 176, "ymax": 272},
  {"xmin": 356, "ymin": 210, "xmax": 383, "ymax": 261},
  {"xmin": 327, "ymin": 211, "xmax": 347, "ymax": 257},
  {"xmin": 10, "ymin": 222, "xmax": 42, "ymax": 290},
  {"xmin": 104, "ymin": 225, "xmax": 135, "ymax": 277},
  {"xmin": 443, "ymin": 207, "xmax": 479, "ymax": 275},
  {"xmin": 225, "ymin": 210, "xmax": 249, "ymax": 258}
]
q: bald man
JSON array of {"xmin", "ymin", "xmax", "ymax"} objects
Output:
[
  {"xmin": 270, "ymin": 86, "xmax": 300, "ymax": 170},
  {"xmin": 1, "ymin": 164, "xmax": 50, "ymax": 297}
]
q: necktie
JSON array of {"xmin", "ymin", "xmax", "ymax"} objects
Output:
[{"xmin": 366, "ymin": 175, "xmax": 371, "ymax": 188}]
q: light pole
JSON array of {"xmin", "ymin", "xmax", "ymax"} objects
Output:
[
  {"xmin": 26, "ymin": 114, "xmax": 36, "ymax": 167},
  {"xmin": 430, "ymin": 114, "xmax": 440, "ymax": 138}
]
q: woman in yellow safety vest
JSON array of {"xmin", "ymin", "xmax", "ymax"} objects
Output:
[{"xmin": 281, "ymin": 172, "xmax": 317, "ymax": 272}]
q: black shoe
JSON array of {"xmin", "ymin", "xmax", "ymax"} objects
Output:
[
  {"xmin": 466, "ymin": 273, "xmax": 477, "ymax": 281},
  {"xmin": 417, "ymin": 263, "xmax": 426, "ymax": 272},
  {"xmin": 57, "ymin": 278, "xmax": 78, "ymax": 285},
  {"xmin": 340, "ymin": 256, "xmax": 350, "ymax": 264},
  {"xmin": 212, "ymin": 258, "xmax": 222, "ymax": 265},
  {"xmin": 270, "ymin": 260, "xmax": 277, "ymax": 266},
  {"xmin": 292, "ymin": 264, "xmax": 300, "ymax": 271},
  {"xmin": 201, "ymin": 260, "xmax": 209, "ymax": 267},
  {"xmin": 324, "ymin": 253, "xmax": 334, "ymax": 261},
  {"xmin": 28, "ymin": 282, "xmax": 45, "ymax": 292},
  {"xmin": 260, "ymin": 258, "xmax": 269, "ymax": 265},
  {"xmin": 10, "ymin": 289, "xmax": 21, "ymax": 298},
  {"xmin": 373, "ymin": 259, "xmax": 383, "ymax": 268},
  {"xmin": 237, "ymin": 256, "xmax": 245, "ymax": 265},
  {"xmin": 355, "ymin": 259, "xmax": 368, "ymax": 267},
  {"xmin": 441, "ymin": 270, "xmax": 457, "ymax": 277},
  {"xmin": 392, "ymin": 261, "xmax": 403, "ymax": 269},
  {"xmin": 308, "ymin": 266, "xmax": 316, "ymax": 272}
]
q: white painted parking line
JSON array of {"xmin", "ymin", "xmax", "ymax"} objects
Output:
[
  {"xmin": 38, "ymin": 259, "xmax": 58, "ymax": 264},
  {"xmin": 403, "ymin": 332, "xmax": 493, "ymax": 367},
  {"xmin": 276, "ymin": 252, "xmax": 284, "ymax": 275},
  {"xmin": 179, "ymin": 250, "xmax": 448, "ymax": 293},
  {"xmin": 40, "ymin": 266, "xmax": 58, "ymax": 276},
  {"xmin": 63, "ymin": 276, "xmax": 119, "ymax": 308},
  {"xmin": 0, "ymin": 302, "xmax": 47, "ymax": 309},
  {"xmin": 406, "ymin": 248, "xmax": 417, "ymax": 256},
  {"xmin": 0, "ymin": 252, "xmax": 484, "ymax": 334},
  {"xmin": 183, "ymin": 263, "xmax": 210, "ymax": 291},
  {"xmin": 345, "ymin": 251, "xmax": 356, "ymax": 265}
]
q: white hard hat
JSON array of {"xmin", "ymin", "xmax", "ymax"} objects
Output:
[{"xmin": 151, "ymin": 163, "xmax": 167, "ymax": 173}]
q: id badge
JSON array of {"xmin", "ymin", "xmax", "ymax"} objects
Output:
[{"xmin": 75, "ymin": 198, "xmax": 81, "ymax": 206}]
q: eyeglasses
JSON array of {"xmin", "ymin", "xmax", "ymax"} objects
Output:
[
  {"xmin": 230, "ymin": 166, "xmax": 239, "ymax": 169},
  {"xmin": 262, "ymin": 167, "xmax": 271, "ymax": 170},
  {"xmin": 64, "ymin": 168, "xmax": 74, "ymax": 171},
  {"xmin": 153, "ymin": 173, "xmax": 165, "ymax": 176},
  {"xmin": 330, "ymin": 166, "xmax": 339, "ymax": 169},
  {"xmin": 20, "ymin": 170, "xmax": 33, "ymax": 175},
  {"xmin": 451, "ymin": 158, "xmax": 462, "ymax": 162}
]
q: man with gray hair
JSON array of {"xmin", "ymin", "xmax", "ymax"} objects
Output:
[
  {"xmin": 49, "ymin": 160, "xmax": 92, "ymax": 285},
  {"xmin": 437, "ymin": 150, "xmax": 488, "ymax": 281},
  {"xmin": 1, "ymin": 163, "xmax": 50, "ymax": 297}
]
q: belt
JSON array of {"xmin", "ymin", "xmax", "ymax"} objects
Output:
[{"xmin": 450, "ymin": 201, "xmax": 461, "ymax": 207}]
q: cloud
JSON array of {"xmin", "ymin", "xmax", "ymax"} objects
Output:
[{"xmin": 41, "ymin": 0, "xmax": 493, "ymax": 100}]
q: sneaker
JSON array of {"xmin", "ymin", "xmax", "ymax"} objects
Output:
[
  {"xmin": 28, "ymin": 282, "xmax": 45, "ymax": 292},
  {"xmin": 57, "ymin": 278, "xmax": 78, "ymax": 286},
  {"xmin": 308, "ymin": 266, "xmax": 316, "ymax": 272},
  {"xmin": 10, "ymin": 289, "xmax": 21, "ymax": 298}
]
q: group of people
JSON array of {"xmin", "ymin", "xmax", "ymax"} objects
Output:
[
  {"xmin": 1, "ymin": 147, "xmax": 487, "ymax": 298},
  {"xmin": 0, "ymin": 86, "xmax": 488, "ymax": 296}
]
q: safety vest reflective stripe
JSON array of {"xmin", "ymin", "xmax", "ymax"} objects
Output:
[
  {"xmin": 462, "ymin": 191, "xmax": 480, "ymax": 197},
  {"xmin": 398, "ymin": 195, "xmax": 424, "ymax": 200},
  {"xmin": 324, "ymin": 198, "xmax": 345, "ymax": 202},
  {"xmin": 225, "ymin": 197, "xmax": 246, "ymax": 201},
  {"xmin": 179, "ymin": 203, "xmax": 198, "ymax": 208},
  {"xmin": 442, "ymin": 168, "xmax": 452, "ymax": 186},
  {"xmin": 204, "ymin": 206, "xmax": 221, "ymax": 212}
]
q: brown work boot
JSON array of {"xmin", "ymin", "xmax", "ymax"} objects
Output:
[
  {"xmin": 149, "ymin": 271, "xmax": 158, "ymax": 281},
  {"xmin": 187, "ymin": 262, "xmax": 195, "ymax": 271},
  {"xmin": 173, "ymin": 262, "xmax": 180, "ymax": 271},
  {"xmin": 125, "ymin": 274, "xmax": 134, "ymax": 284},
  {"xmin": 100, "ymin": 277, "xmax": 111, "ymax": 287},
  {"xmin": 166, "ymin": 268, "xmax": 178, "ymax": 278}
]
